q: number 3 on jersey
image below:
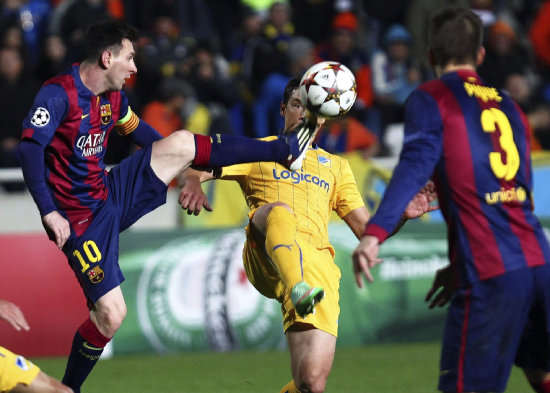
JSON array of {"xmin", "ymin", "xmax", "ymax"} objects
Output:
[
  {"xmin": 73, "ymin": 240, "xmax": 102, "ymax": 273},
  {"xmin": 481, "ymin": 108, "xmax": 520, "ymax": 181}
]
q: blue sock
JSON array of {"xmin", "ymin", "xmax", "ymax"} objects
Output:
[
  {"xmin": 194, "ymin": 134, "xmax": 288, "ymax": 167},
  {"xmin": 62, "ymin": 319, "xmax": 110, "ymax": 393}
]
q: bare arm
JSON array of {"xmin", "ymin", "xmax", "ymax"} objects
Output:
[
  {"xmin": 342, "ymin": 206, "xmax": 370, "ymax": 240},
  {"xmin": 352, "ymin": 183, "xmax": 439, "ymax": 287},
  {"xmin": 343, "ymin": 206, "xmax": 382, "ymax": 287}
]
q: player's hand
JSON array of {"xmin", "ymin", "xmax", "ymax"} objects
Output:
[
  {"xmin": 42, "ymin": 211, "xmax": 70, "ymax": 249},
  {"xmin": 0, "ymin": 299, "xmax": 30, "ymax": 331},
  {"xmin": 425, "ymin": 265, "xmax": 454, "ymax": 309},
  {"xmin": 352, "ymin": 235, "xmax": 383, "ymax": 288},
  {"xmin": 178, "ymin": 176, "xmax": 212, "ymax": 215},
  {"xmin": 403, "ymin": 182, "xmax": 439, "ymax": 219}
]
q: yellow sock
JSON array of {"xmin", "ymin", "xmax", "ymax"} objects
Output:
[
  {"xmin": 264, "ymin": 206, "xmax": 303, "ymax": 288},
  {"xmin": 279, "ymin": 380, "xmax": 301, "ymax": 393}
]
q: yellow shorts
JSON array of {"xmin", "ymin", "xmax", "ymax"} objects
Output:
[
  {"xmin": 0, "ymin": 346, "xmax": 40, "ymax": 393},
  {"xmin": 243, "ymin": 228, "xmax": 341, "ymax": 337}
]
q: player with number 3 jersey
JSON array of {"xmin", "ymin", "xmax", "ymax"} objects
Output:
[{"xmin": 353, "ymin": 8, "xmax": 550, "ymax": 393}]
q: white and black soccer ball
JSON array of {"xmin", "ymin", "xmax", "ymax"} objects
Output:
[
  {"xmin": 31, "ymin": 107, "xmax": 50, "ymax": 127},
  {"xmin": 299, "ymin": 61, "xmax": 357, "ymax": 119}
]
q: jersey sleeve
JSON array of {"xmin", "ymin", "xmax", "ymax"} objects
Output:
[
  {"xmin": 365, "ymin": 88, "xmax": 443, "ymax": 242},
  {"xmin": 333, "ymin": 156, "xmax": 365, "ymax": 219},
  {"xmin": 21, "ymin": 84, "xmax": 69, "ymax": 147}
]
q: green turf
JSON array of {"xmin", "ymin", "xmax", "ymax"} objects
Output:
[{"xmin": 35, "ymin": 342, "xmax": 532, "ymax": 392}]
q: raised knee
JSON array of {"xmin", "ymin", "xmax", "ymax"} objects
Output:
[
  {"xmin": 267, "ymin": 202, "xmax": 292, "ymax": 214},
  {"xmin": 168, "ymin": 129, "xmax": 196, "ymax": 160}
]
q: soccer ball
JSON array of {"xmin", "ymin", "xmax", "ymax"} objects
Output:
[{"xmin": 299, "ymin": 61, "xmax": 357, "ymax": 118}]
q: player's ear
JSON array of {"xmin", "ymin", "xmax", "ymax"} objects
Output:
[
  {"xmin": 476, "ymin": 46, "xmax": 486, "ymax": 66},
  {"xmin": 280, "ymin": 101, "xmax": 286, "ymax": 117},
  {"xmin": 100, "ymin": 50, "xmax": 112, "ymax": 70}
]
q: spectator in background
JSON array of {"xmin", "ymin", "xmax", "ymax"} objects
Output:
[
  {"xmin": 227, "ymin": 6, "xmax": 265, "ymax": 137},
  {"xmin": 470, "ymin": 0, "xmax": 497, "ymax": 28},
  {"xmin": 252, "ymin": 36, "xmax": 315, "ymax": 138},
  {"xmin": 0, "ymin": 24, "xmax": 30, "ymax": 65},
  {"xmin": 135, "ymin": 14, "xmax": 194, "ymax": 108},
  {"xmin": 0, "ymin": 45, "xmax": 40, "ymax": 191},
  {"xmin": 177, "ymin": 41, "xmax": 237, "ymax": 135},
  {"xmin": 246, "ymin": 1, "xmax": 296, "ymax": 97},
  {"xmin": 529, "ymin": 0, "xmax": 550, "ymax": 92},
  {"xmin": 504, "ymin": 73, "xmax": 548, "ymax": 152},
  {"xmin": 137, "ymin": 15, "xmax": 192, "ymax": 80},
  {"xmin": 0, "ymin": 0, "xmax": 52, "ymax": 66},
  {"xmin": 262, "ymin": 1, "xmax": 294, "ymax": 53},
  {"xmin": 35, "ymin": 34, "xmax": 68, "ymax": 81},
  {"xmin": 142, "ymin": 77, "xmax": 210, "ymax": 138},
  {"xmin": 314, "ymin": 12, "xmax": 379, "ymax": 140},
  {"xmin": 478, "ymin": 20, "xmax": 538, "ymax": 91},
  {"xmin": 290, "ymin": 0, "xmax": 334, "ymax": 44},
  {"xmin": 371, "ymin": 23, "xmax": 422, "ymax": 151},
  {"xmin": 405, "ymin": 0, "xmax": 469, "ymax": 75},
  {"xmin": 240, "ymin": 0, "xmax": 282, "ymax": 19},
  {"xmin": 57, "ymin": 0, "xmax": 114, "ymax": 62}
]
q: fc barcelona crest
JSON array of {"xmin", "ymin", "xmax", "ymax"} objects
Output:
[
  {"xmin": 100, "ymin": 104, "xmax": 112, "ymax": 125},
  {"xmin": 87, "ymin": 266, "xmax": 104, "ymax": 283}
]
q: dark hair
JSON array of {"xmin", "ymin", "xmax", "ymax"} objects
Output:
[
  {"xmin": 283, "ymin": 76, "xmax": 301, "ymax": 105},
  {"xmin": 83, "ymin": 21, "xmax": 139, "ymax": 61},
  {"xmin": 428, "ymin": 7, "xmax": 483, "ymax": 68}
]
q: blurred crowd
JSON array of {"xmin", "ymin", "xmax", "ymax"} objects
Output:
[{"xmin": 1, "ymin": 0, "xmax": 550, "ymax": 192}]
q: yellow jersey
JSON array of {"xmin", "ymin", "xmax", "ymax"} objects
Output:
[{"xmin": 221, "ymin": 139, "xmax": 365, "ymax": 253}]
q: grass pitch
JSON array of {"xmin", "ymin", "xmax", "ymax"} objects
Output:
[{"xmin": 36, "ymin": 342, "xmax": 531, "ymax": 392}]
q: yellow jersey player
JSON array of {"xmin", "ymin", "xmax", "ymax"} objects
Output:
[
  {"xmin": 180, "ymin": 76, "xmax": 436, "ymax": 393},
  {"xmin": 0, "ymin": 299, "xmax": 72, "ymax": 393}
]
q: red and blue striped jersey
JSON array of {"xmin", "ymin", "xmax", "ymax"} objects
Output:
[
  {"xmin": 365, "ymin": 70, "xmax": 550, "ymax": 286},
  {"xmin": 21, "ymin": 63, "xmax": 131, "ymax": 236}
]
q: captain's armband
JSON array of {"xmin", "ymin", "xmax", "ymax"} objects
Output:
[{"xmin": 115, "ymin": 107, "xmax": 139, "ymax": 136}]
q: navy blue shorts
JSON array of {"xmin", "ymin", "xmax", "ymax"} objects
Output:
[
  {"xmin": 515, "ymin": 264, "xmax": 550, "ymax": 371},
  {"xmin": 63, "ymin": 146, "xmax": 167, "ymax": 306},
  {"xmin": 438, "ymin": 266, "xmax": 547, "ymax": 393}
]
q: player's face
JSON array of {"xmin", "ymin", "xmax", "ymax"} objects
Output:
[
  {"xmin": 106, "ymin": 38, "xmax": 137, "ymax": 91},
  {"xmin": 282, "ymin": 89, "xmax": 306, "ymax": 131}
]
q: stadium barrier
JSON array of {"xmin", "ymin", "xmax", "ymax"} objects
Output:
[{"xmin": 3, "ymin": 219, "xmax": 549, "ymax": 357}]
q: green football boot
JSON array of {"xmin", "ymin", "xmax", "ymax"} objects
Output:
[{"xmin": 291, "ymin": 281, "xmax": 325, "ymax": 318}]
